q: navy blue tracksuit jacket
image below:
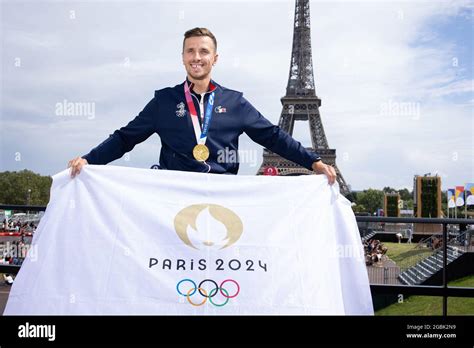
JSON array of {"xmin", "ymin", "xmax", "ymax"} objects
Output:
[{"xmin": 82, "ymin": 79, "xmax": 321, "ymax": 174}]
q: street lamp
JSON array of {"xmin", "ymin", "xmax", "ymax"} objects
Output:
[{"xmin": 26, "ymin": 189, "xmax": 32, "ymax": 217}]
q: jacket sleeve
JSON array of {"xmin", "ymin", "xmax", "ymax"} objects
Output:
[
  {"xmin": 82, "ymin": 97, "xmax": 158, "ymax": 165},
  {"xmin": 241, "ymin": 95, "xmax": 321, "ymax": 171}
]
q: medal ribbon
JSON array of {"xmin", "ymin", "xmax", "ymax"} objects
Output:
[{"xmin": 184, "ymin": 81, "xmax": 215, "ymax": 146}]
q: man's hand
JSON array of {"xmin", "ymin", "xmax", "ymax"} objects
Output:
[
  {"xmin": 312, "ymin": 160, "xmax": 337, "ymax": 185},
  {"xmin": 68, "ymin": 157, "xmax": 88, "ymax": 178}
]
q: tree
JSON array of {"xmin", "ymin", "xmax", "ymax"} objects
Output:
[
  {"xmin": 0, "ymin": 170, "xmax": 52, "ymax": 206},
  {"xmin": 355, "ymin": 189, "xmax": 384, "ymax": 215},
  {"xmin": 383, "ymin": 186, "xmax": 397, "ymax": 194},
  {"xmin": 351, "ymin": 203, "xmax": 368, "ymax": 214},
  {"xmin": 398, "ymin": 188, "xmax": 412, "ymax": 201},
  {"xmin": 441, "ymin": 190, "xmax": 448, "ymax": 217}
]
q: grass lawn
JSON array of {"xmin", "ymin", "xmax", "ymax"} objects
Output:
[
  {"xmin": 383, "ymin": 242, "xmax": 433, "ymax": 269},
  {"xmin": 376, "ymin": 275, "xmax": 474, "ymax": 315}
]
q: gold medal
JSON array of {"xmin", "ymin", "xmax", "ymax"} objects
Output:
[{"xmin": 193, "ymin": 144, "xmax": 210, "ymax": 162}]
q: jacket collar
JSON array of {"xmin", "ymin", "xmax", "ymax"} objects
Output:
[{"xmin": 185, "ymin": 77, "xmax": 218, "ymax": 94}]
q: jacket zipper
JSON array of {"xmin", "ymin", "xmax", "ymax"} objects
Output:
[{"xmin": 191, "ymin": 90, "xmax": 213, "ymax": 121}]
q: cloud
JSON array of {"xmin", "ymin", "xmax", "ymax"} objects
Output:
[{"xmin": 429, "ymin": 79, "xmax": 473, "ymax": 97}]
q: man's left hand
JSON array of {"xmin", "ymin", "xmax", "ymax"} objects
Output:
[{"xmin": 312, "ymin": 160, "xmax": 337, "ymax": 185}]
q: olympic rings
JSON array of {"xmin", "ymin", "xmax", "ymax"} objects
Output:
[
  {"xmin": 176, "ymin": 279, "xmax": 197, "ymax": 297},
  {"xmin": 220, "ymin": 279, "xmax": 240, "ymax": 298},
  {"xmin": 209, "ymin": 287, "xmax": 229, "ymax": 307},
  {"xmin": 187, "ymin": 287, "xmax": 208, "ymax": 306},
  {"xmin": 198, "ymin": 279, "xmax": 219, "ymax": 298},
  {"xmin": 176, "ymin": 278, "xmax": 240, "ymax": 307}
]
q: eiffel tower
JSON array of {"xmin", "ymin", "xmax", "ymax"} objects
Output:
[{"xmin": 256, "ymin": 0, "xmax": 350, "ymax": 196}]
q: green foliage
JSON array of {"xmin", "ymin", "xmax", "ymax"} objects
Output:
[
  {"xmin": 351, "ymin": 203, "xmax": 367, "ymax": 214},
  {"xmin": 421, "ymin": 178, "xmax": 439, "ymax": 217},
  {"xmin": 398, "ymin": 188, "xmax": 412, "ymax": 202},
  {"xmin": 354, "ymin": 189, "xmax": 385, "ymax": 215},
  {"xmin": 386, "ymin": 195, "xmax": 399, "ymax": 217},
  {"xmin": 353, "ymin": 188, "xmax": 414, "ymax": 215},
  {"xmin": 376, "ymin": 275, "xmax": 474, "ymax": 315},
  {"xmin": 441, "ymin": 190, "xmax": 448, "ymax": 216},
  {"xmin": 383, "ymin": 242, "xmax": 433, "ymax": 270},
  {"xmin": 0, "ymin": 170, "xmax": 52, "ymax": 205},
  {"xmin": 383, "ymin": 186, "xmax": 397, "ymax": 194}
]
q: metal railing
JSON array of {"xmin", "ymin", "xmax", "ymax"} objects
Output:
[
  {"xmin": 357, "ymin": 216, "xmax": 474, "ymax": 315},
  {"xmin": 1, "ymin": 204, "xmax": 473, "ymax": 316},
  {"xmin": 0, "ymin": 204, "xmax": 47, "ymax": 212}
]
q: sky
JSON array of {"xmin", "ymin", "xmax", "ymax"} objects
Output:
[{"xmin": 0, "ymin": 0, "xmax": 473, "ymax": 191}]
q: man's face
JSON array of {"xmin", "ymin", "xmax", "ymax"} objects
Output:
[{"xmin": 182, "ymin": 36, "xmax": 218, "ymax": 81}]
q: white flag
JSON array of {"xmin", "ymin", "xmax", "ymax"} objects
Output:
[{"xmin": 4, "ymin": 165, "xmax": 373, "ymax": 315}]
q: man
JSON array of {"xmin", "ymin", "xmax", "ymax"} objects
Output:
[
  {"xmin": 407, "ymin": 225, "xmax": 413, "ymax": 244},
  {"xmin": 68, "ymin": 28, "xmax": 336, "ymax": 184}
]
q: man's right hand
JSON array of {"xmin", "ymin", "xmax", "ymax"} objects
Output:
[{"xmin": 68, "ymin": 157, "xmax": 88, "ymax": 178}]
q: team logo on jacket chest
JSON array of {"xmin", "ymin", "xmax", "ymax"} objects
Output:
[
  {"xmin": 215, "ymin": 105, "xmax": 227, "ymax": 114},
  {"xmin": 176, "ymin": 102, "xmax": 186, "ymax": 117}
]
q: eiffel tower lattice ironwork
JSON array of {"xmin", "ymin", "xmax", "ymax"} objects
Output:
[{"xmin": 256, "ymin": 0, "xmax": 350, "ymax": 196}]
